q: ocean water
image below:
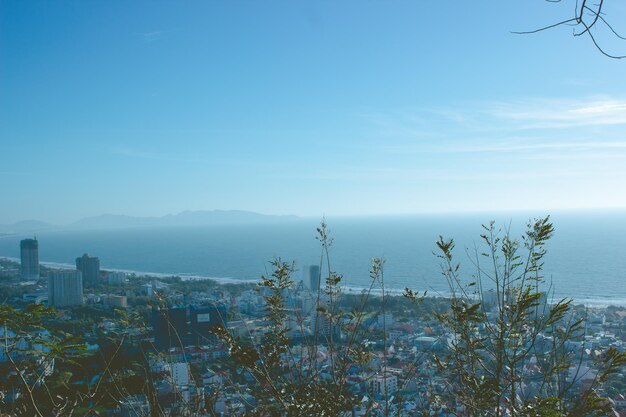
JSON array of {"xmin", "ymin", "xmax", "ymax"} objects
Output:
[{"xmin": 1, "ymin": 211, "xmax": 625, "ymax": 305}]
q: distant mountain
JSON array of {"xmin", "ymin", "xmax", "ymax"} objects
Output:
[
  {"xmin": 0, "ymin": 220, "xmax": 55, "ymax": 234},
  {"xmin": 69, "ymin": 214, "xmax": 156, "ymax": 230},
  {"xmin": 161, "ymin": 210, "xmax": 299, "ymax": 226},
  {"xmin": 67, "ymin": 210, "xmax": 299, "ymax": 230},
  {"xmin": 0, "ymin": 211, "xmax": 299, "ymax": 234}
]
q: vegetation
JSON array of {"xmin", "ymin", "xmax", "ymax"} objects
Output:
[
  {"xmin": 0, "ymin": 218, "xmax": 625, "ymax": 416},
  {"xmin": 206, "ymin": 217, "xmax": 626, "ymax": 416},
  {"xmin": 210, "ymin": 222, "xmax": 384, "ymax": 416},
  {"xmin": 404, "ymin": 217, "xmax": 626, "ymax": 416}
]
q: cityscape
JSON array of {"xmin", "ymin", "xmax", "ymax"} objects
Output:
[
  {"xmin": 1, "ymin": 228, "xmax": 626, "ymax": 416},
  {"xmin": 3, "ymin": 1, "xmax": 626, "ymax": 416}
]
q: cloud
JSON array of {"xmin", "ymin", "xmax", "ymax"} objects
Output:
[
  {"xmin": 140, "ymin": 31, "xmax": 163, "ymax": 43},
  {"xmin": 361, "ymin": 96, "xmax": 626, "ymax": 159},
  {"xmin": 366, "ymin": 97, "xmax": 626, "ymax": 137},
  {"xmin": 485, "ymin": 98, "xmax": 626, "ymax": 129},
  {"xmin": 300, "ymin": 166, "xmax": 582, "ymax": 182},
  {"xmin": 367, "ymin": 135, "xmax": 626, "ymax": 157},
  {"xmin": 446, "ymin": 140, "xmax": 626, "ymax": 154},
  {"xmin": 524, "ymin": 151, "xmax": 626, "ymax": 161}
]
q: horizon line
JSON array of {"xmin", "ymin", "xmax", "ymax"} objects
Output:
[{"xmin": 3, "ymin": 205, "xmax": 626, "ymax": 227}]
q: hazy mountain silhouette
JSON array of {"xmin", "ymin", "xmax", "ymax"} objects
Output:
[
  {"xmin": 0, "ymin": 210, "xmax": 299, "ymax": 233},
  {"xmin": 67, "ymin": 210, "xmax": 299, "ymax": 230},
  {"xmin": 0, "ymin": 220, "xmax": 55, "ymax": 234}
]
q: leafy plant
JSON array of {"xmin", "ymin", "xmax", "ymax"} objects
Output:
[{"xmin": 404, "ymin": 217, "xmax": 626, "ymax": 417}]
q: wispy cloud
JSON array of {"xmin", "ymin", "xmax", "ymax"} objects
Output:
[
  {"xmin": 485, "ymin": 98, "xmax": 626, "ymax": 129},
  {"xmin": 524, "ymin": 151, "xmax": 626, "ymax": 161},
  {"xmin": 366, "ymin": 135, "xmax": 626, "ymax": 158},
  {"xmin": 365, "ymin": 97, "xmax": 626, "ymax": 138},
  {"xmin": 140, "ymin": 31, "xmax": 163, "ymax": 43},
  {"xmin": 361, "ymin": 97, "xmax": 626, "ymax": 160},
  {"xmin": 446, "ymin": 140, "xmax": 626, "ymax": 154},
  {"xmin": 300, "ymin": 166, "xmax": 582, "ymax": 182}
]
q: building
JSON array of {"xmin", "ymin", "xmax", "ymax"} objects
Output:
[
  {"xmin": 0, "ymin": 266, "xmax": 19, "ymax": 278},
  {"xmin": 482, "ymin": 289, "xmax": 499, "ymax": 309},
  {"xmin": 613, "ymin": 394, "xmax": 626, "ymax": 409},
  {"xmin": 20, "ymin": 238, "xmax": 40, "ymax": 280},
  {"xmin": 143, "ymin": 280, "xmax": 169, "ymax": 297},
  {"xmin": 169, "ymin": 362, "xmax": 191, "ymax": 386},
  {"xmin": 48, "ymin": 270, "xmax": 84, "ymax": 307},
  {"xmin": 142, "ymin": 283, "xmax": 154, "ymax": 297},
  {"xmin": 189, "ymin": 304, "xmax": 228, "ymax": 345},
  {"xmin": 377, "ymin": 313, "xmax": 393, "ymax": 328},
  {"xmin": 76, "ymin": 253, "xmax": 100, "ymax": 284},
  {"xmin": 118, "ymin": 395, "xmax": 150, "ymax": 417},
  {"xmin": 152, "ymin": 306, "xmax": 188, "ymax": 350},
  {"xmin": 368, "ymin": 373, "xmax": 397, "ymax": 397},
  {"xmin": 104, "ymin": 295, "xmax": 128, "ymax": 308},
  {"xmin": 310, "ymin": 306, "xmax": 340, "ymax": 344},
  {"xmin": 304, "ymin": 264, "xmax": 321, "ymax": 292},
  {"xmin": 107, "ymin": 271, "xmax": 126, "ymax": 284},
  {"xmin": 22, "ymin": 291, "xmax": 48, "ymax": 304}
]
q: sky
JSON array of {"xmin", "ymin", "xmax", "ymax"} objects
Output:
[{"xmin": 2, "ymin": 1, "xmax": 626, "ymax": 224}]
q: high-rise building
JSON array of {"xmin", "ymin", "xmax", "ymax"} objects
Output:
[
  {"xmin": 48, "ymin": 270, "xmax": 84, "ymax": 307},
  {"xmin": 20, "ymin": 238, "xmax": 40, "ymax": 280},
  {"xmin": 76, "ymin": 254, "xmax": 100, "ymax": 284},
  {"xmin": 190, "ymin": 304, "xmax": 228, "ymax": 345},
  {"xmin": 151, "ymin": 306, "xmax": 188, "ymax": 350},
  {"xmin": 151, "ymin": 304, "xmax": 228, "ymax": 349},
  {"xmin": 304, "ymin": 265, "xmax": 320, "ymax": 292}
]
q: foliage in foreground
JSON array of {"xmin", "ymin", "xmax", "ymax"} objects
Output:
[
  {"xmin": 1, "ymin": 217, "xmax": 625, "ymax": 417},
  {"xmin": 405, "ymin": 217, "xmax": 626, "ymax": 416}
]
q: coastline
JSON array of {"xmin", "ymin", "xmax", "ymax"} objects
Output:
[
  {"xmin": 0, "ymin": 256, "xmax": 258, "ymax": 285},
  {"xmin": 3, "ymin": 256, "xmax": 625, "ymax": 308}
]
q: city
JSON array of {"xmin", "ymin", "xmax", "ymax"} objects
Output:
[
  {"xmin": 1, "ymin": 227, "xmax": 625, "ymax": 416},
  {"xmin": 3, "ymin": 1, "xmax": 626, "ymax": 416}
]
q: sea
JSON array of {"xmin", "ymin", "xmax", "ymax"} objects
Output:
[{"xmin": 1, "ymin": 210, "xmax": 625, "ymax": 306}]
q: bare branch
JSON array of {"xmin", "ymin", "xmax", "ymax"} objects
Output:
[{"xmin": 513, "ymin": 0, "xmax": 625, "ymax": 58}]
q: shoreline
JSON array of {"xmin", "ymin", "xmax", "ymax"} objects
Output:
[
  {"xmin": 0, "ymin": 256, "xmax": 258, "ymax": 286},
  {"xmin": 3, "ymin": 256, "xmax": 625, "ymax": 308}
]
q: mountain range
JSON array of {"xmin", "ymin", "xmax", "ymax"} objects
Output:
[{"xmin": 0, "ymin": 210, "xmax": 299, "ymax": 234}]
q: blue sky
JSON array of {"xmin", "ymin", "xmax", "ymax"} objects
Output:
[{"xmin": 2, "ymin": 1, "xmax": 626, "ymax": 223}]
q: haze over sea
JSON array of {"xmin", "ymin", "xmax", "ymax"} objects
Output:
[{"xmin": 1, "ymin": 210, "xmax": 625, "ymax": 306}]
